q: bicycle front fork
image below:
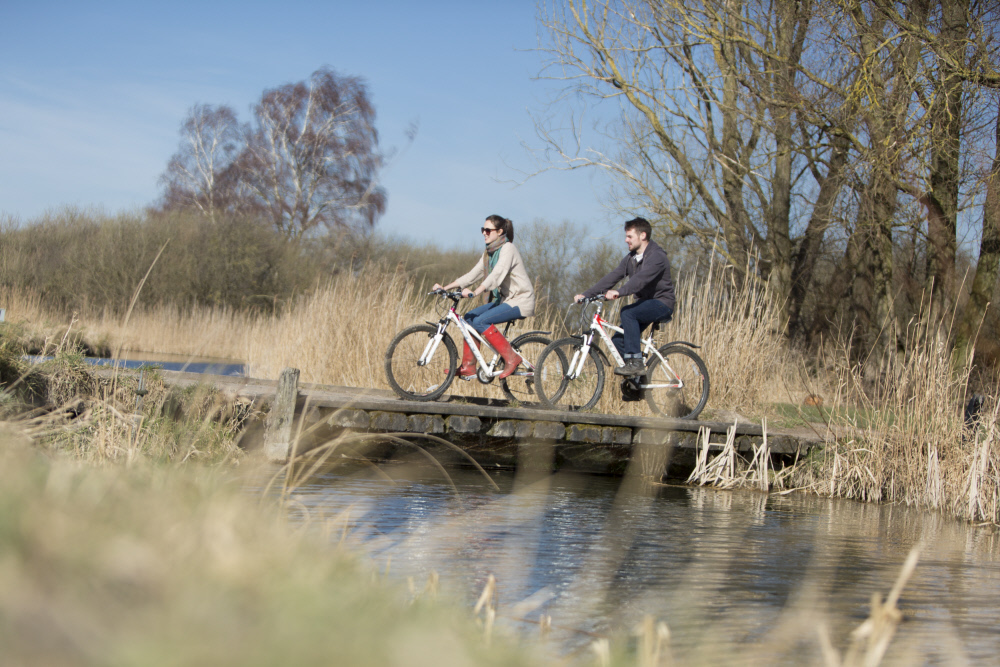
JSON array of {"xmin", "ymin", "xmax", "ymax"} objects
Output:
[{"xmin": 418, "ymin": 330, "xmax": 446, "ymax": 366}]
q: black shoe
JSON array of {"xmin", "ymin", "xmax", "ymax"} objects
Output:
[{"xmin": 614, "ymin": 358, "xmax": 646, "ymax": 377}]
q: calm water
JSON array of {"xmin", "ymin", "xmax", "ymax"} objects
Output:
[
  {"xmin": 27, "ymin": 351, "xmax": 244, "ymax": 376},
  {"xmin": 280, "ymin": 461, "xmax": 1000, "ymax": 663}
]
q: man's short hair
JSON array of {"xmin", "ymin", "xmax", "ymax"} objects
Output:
[{"xmin": 624, "ymin": 217, "xmax": 652, "ymax": 241}]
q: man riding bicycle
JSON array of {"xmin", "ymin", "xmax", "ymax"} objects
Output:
[{"xmin": 575, "ymin": 217, "xmax": 675, "ymax": 377}]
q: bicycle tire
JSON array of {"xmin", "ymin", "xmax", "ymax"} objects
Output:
[
  {"xmin": 534, "ymin": 337, "xmax": 605, "ymax": 411},
  {"xmin": 500, "ymin": 334, "xmax": 552, "ymax": 405},
  {"xmin": 644, "ymin": 344, "xmax": 710, "ymax": 419},
  {"xmin": 384, "ymin": 324, "xmax": 458, "ymax": 401}
]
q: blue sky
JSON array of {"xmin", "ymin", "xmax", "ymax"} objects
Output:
[{"xmin": 0, "ymin": 1, "xmax": 619, "ymax": 249}]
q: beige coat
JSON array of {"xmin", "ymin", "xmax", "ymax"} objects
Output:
[{"xmin": 455, "ymin": 243, "xmax": 536, "ymax": 317}]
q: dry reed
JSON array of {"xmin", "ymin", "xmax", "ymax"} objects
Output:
[
  {"xmin": 97, "ymin": 301, "xmax": 251, "ymax": 360},
  {"xmin": 11, "ymin": 252, "xmax": 1000, "ymax": 524},
  {"xmin": 792, "ymin": 313, "xmax": 1000, "ymax": 523},
  {"xmin": 2, "ymin": 253, "xmax": 795, "ymax": 418},
  {"xmin": 0, "ymin": 430, "xmax": 537, "ymax": 666}
]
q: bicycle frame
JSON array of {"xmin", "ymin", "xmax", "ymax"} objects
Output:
[
  {"xmin": 567, "ymin": 300, "xmax": 684, "ymax": 391},
  {"xmin": 418, "ymin": 292, "xmax": 535, "ymax": 380}
]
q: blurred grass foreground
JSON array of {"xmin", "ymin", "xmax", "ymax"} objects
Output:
[
  {"xmin": 0, "ymin": 325, "xmax": 933, "ymax": 666},
  {"xmin": 0, "ymin": 208, "xmax": 986, "ymax": 664},
  {"xmin": 0, "ymin": 430, "xmax": 535, "ymax": 667}
]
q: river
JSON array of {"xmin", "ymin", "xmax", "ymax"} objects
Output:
[
  {"xmin": 277, "ymin": 460, "xmax": 1000, "ymax": 663},
  {"xmin": 26, "ymin": 351, "xmax": 245, "ymax": 376}
]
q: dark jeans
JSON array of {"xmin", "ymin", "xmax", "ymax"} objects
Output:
[
  {"xmin": 464, "ymin": 301, "xmax": 523, "ymax": 334},
  {"xmin": 611, "ymin": 299, "xmax": 673, "ymax": 358}
]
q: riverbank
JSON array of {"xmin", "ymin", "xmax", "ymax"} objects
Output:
[
  {"xmin": 3, "ymin": 257, "xmax": 998, "ymax": 526},
  {"xmin": 0, "ymin": 363, "xmax": 936, "ymax": 665},
  {"xmin": 0, "ymin": 351, "xmax": 937, "ymax": 666}
]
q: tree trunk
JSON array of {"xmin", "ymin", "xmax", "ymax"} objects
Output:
[
  {"xmin": 924, "ymin": 0, "xmax": 967, "ymax": 323},
  {"xmin": 954, "ymin": 101, "xmax": 1000, "ymax": 367},
  {"xmin": 788, "ymin": 136, "xmax": 849, "ymax": 340},
  {"xmin": 717, "ymin": 0, "xmax": 754, "ymax": 274},
  {"xmin": 845, "ymin": 172, "xmax": 898, "ymax": 366},
  {"xmin": 764, "ymin": 0, "xmax": 808, "ymax": 333}
]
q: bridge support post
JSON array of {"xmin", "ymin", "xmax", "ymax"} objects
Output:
[{"xmin": 264, "ymin": 367, "xmax": 300, "ymax": 463}]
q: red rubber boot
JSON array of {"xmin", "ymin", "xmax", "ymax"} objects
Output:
[
  {"xmin": 482, "ymin": 325, "xmax": 522, "ymax": 380},
  {"xmin": 457, "ymin": 339, "xmax": 480, "ymax": 377}
]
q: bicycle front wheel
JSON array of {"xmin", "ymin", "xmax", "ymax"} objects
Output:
[
  {"xmin": 384, "ymin": 325, "xmax": 458, "ymax": 401},
  {"xmin": 500, "ymin": 334, "xmax": 551, "ymax": 405},
  {"xmin": 534, "ymin": 337, "xmax": 605, "ymax": 411},
  {"xmin": 644, "ymin": 344, "xmax": 710, "ymax": 419}
]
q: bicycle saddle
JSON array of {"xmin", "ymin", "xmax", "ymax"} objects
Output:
[{"xmin": 650, "ymin": 314, "xmax": 673, "ymax": 333}]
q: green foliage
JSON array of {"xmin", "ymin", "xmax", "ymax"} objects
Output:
[{"xmin": 766, "ymin": 401, "xmax": 895, "ymax": 430}]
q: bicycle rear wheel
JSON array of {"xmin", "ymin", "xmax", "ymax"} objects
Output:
[
  {"xmin": 500, "ymin": 334, "xmax": 551, "ymax": 405},
  {"xmin": 384, "ymin": 325, "xmax": 458, "ymax": 401},
  {"xmin": 534, "ymin": 337, "xmax": 605, "ymax": 411},
  {"xmin": 643, "ymin": 344, "xmax": 710, "ymax": 419}
]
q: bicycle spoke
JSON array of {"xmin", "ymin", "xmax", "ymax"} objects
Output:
[
  {"xmin": 500, "ymin": 335, "xmax": 551, "ymax": 405},
  {"xmin": 535, "ymin": 338, "xmax": 605, "ymax": 411},
  {"xmin": 644, "ymin": 345, "xmax": 709, "ymax": 419},
  {"xmin": 385, "ymin": 325, "xmax": 457, "ymax": 401}
]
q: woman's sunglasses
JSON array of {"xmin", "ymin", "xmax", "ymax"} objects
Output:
[{"xmin": 481, "ymin": 227, "xmax": 499, "ymax": 234}]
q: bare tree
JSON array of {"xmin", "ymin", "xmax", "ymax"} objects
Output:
[
  {"xmin": 532, "ymin": 0, "xmax": 859, "ymax": 333},
  {"xmin": 237, "ymin": 67, "xmax": 386, "ymax": 239},
  {"xmin": 158, "ymin": 68, "xmax": 387, "ymax": 239},
  {"xmin": 957, "ymin": 96, "xmax": 1000, "ymax": 359},
  {"xmin": 159, "ymin": 104, "xmax": 241, "ymax": 222},
  {"xmin": 857, "ymin": 0, "xmax": 1000, "ymax": 365}
]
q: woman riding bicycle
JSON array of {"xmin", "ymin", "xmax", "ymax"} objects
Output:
[{"xmin": 432, "ymin": 215, "xmax": 536, "ymax": 380}]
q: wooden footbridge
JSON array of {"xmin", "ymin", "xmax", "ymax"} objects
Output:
[{"xmin": 160, "ymin": 367, "xmax": 829, "ymax": 478}]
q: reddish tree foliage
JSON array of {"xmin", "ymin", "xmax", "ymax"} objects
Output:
[{"xmin": 159, "ymin": 67, "xmax": 386, "ymax": 238}]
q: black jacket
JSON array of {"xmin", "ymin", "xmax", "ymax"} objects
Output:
[{"xmin": 583, "ymin": 240, "xmax": 675, "ymax": 310}]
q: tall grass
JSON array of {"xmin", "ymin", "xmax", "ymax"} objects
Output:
[
  {"xmin": 244, "ymin": 263, "xmax": 566, "ymax": 392},
  {"xmin": 0, "ymin": 287, "xmax": 965, "ymax": 666},
  {"xmin": 0, "ymin": 284, "xmax": 47, "ymax": 325},
  {"xmin": 792, "ymin": 315, "xmax": 1000, "ymax": 523},
  {"xmin": 0, "ymin": 374, "xmax": 933, "ymax": 666},
  {"xmin": 648, "ymin": 256, "xmax": 788, "ymax": 414},
  {"xmin": 95, "ymin": 301, "xmax": 252, "ymax": 361},
  {"xmin": 0, "ymin": 252, "xmax": 805, "ymax": 414},
  {"xmin": 0, "ymin": 434, "xmax": 536, "ymax": 666},
  {"xmin": 10, "ymin": 239, "xmax": 1000, "ymax": 523},
  {"xmin": 245, "ymin": 264, "xmax": 423, "ymax": 385}
]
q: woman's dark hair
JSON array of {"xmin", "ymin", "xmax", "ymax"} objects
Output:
[
  {"xmin": 624, "ymin": 217, "xmax": 652, "ymax": 241},
  {"xmin": 486, "ymin": 214, "xmax": 514, "ymax": 243}
]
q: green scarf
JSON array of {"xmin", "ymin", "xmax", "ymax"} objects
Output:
[{"xmin": 482, "ymin": 236, "xmax": 507, "ymax": 303}]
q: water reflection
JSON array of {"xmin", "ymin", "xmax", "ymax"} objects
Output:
[
  {"xmin": 26, "ymin": 351, "xmax": 244, "ymax": 375},
  {"xmin": 282, "ymin": 460, "xmax": 1000, "ymax": 662}
]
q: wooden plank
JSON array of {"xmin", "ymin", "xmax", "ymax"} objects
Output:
[{"xmin": 154, "ymin": 370, "xmax": 770, "ymax": 437}]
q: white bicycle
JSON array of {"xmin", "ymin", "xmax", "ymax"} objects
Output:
[
  {"xmin": 534, "ymin": 295, "xmax": 710, "ymax": 419},
  {"xmin": 384, "ymin": 289, "xmax": 552, "ymax": 403}
]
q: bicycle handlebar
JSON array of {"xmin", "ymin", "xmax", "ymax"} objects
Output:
[
  {"xmin": 571, "ymin": 295, "xmax": 608, "ymax": 305},
  {"xmin": 430, "ymin": 288, "xmax": 474, "ymax": 299}
]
